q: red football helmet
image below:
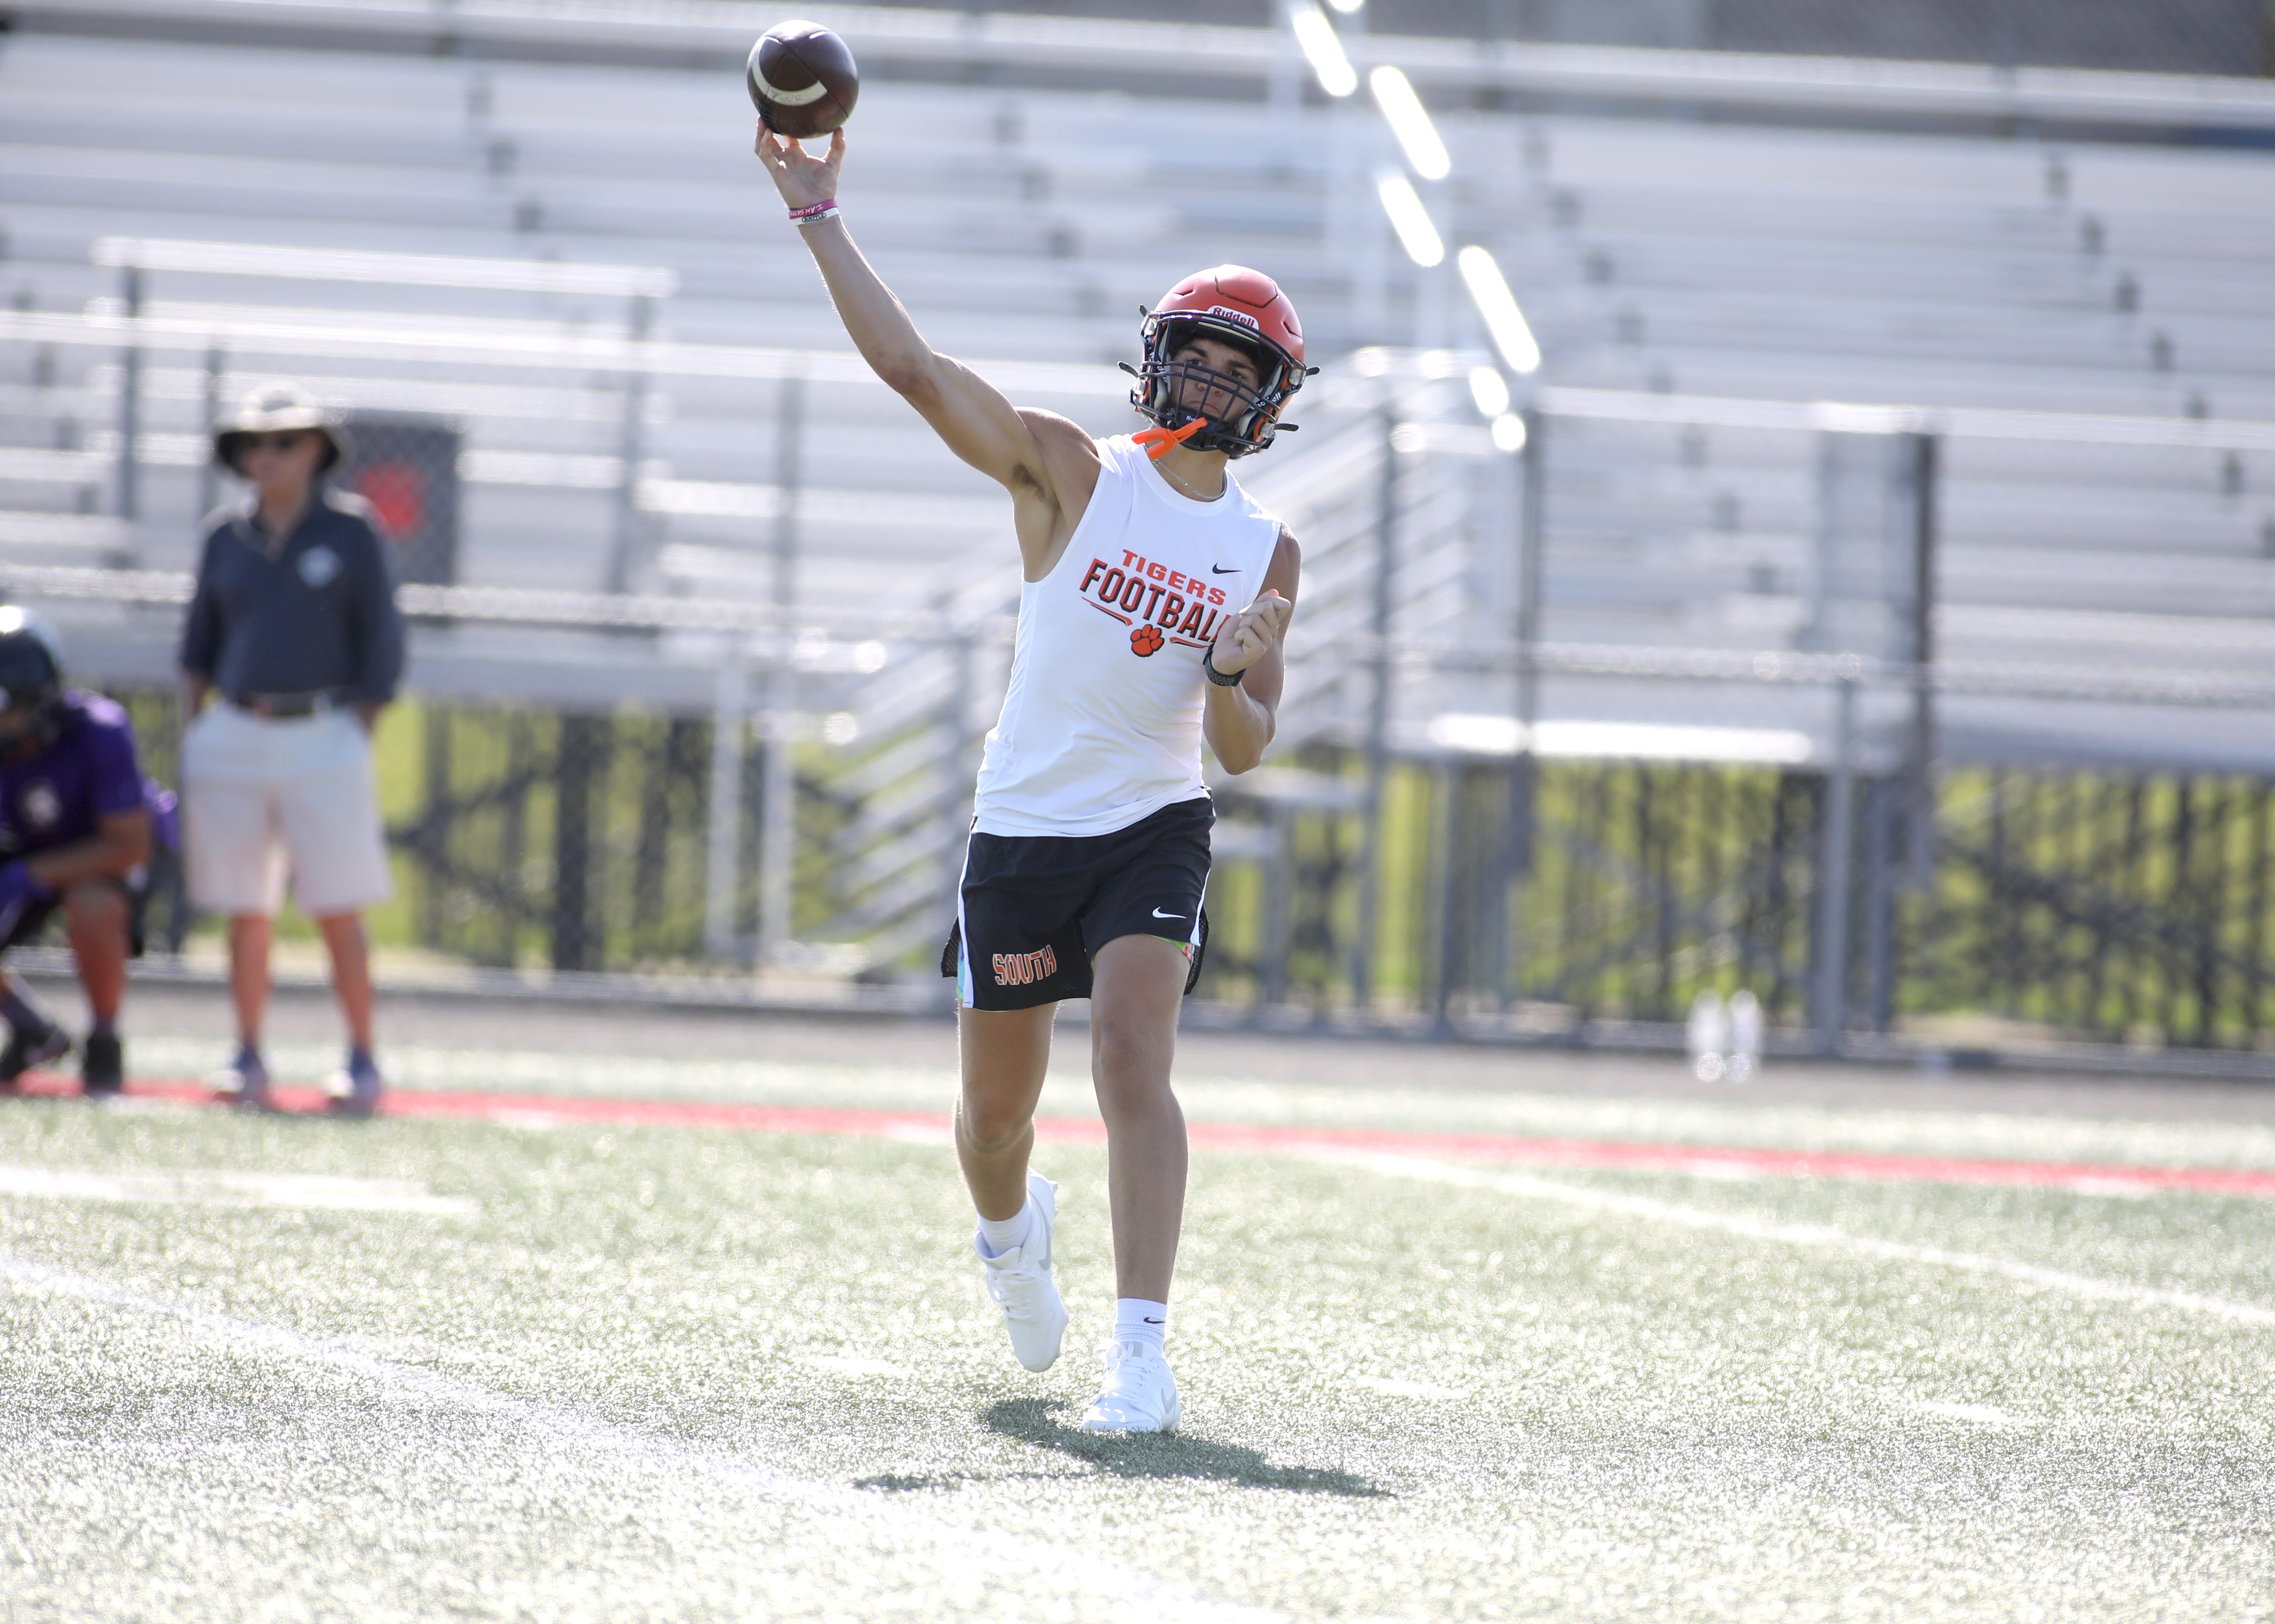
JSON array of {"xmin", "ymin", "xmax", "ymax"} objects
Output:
[{"xmin": 1128, "ymin": 265, "xmax": 1315, "ymax": 458}]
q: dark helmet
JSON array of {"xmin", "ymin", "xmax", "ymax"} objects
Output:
[
  {"xmin": 1127, "ymin": 265, "xmax": 1316, "ymax": 459},
  {"xmin": 0, "ymin": 608, "xmax": 65, "ymax": 752}
]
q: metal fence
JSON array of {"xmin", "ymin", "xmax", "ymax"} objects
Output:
[
  {"xmin": 10, "ymin": 295, "xmax": 2275, "ymax": 1055},
  {"xmin": 39, "ymin": 576, "xmax": 2275, "ymax": 1058},
  {"xmin": 1205, "ymin": 740, "xmax": 2275, "ymax": 1054}
]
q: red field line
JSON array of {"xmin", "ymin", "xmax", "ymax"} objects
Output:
[{"xmin": 16, "ymin": 1072, "xmax": 2275, "ymax": 1199}]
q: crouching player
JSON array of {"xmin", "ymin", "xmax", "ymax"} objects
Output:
[{"xmin": 0, "ymin": 613, "xmax": 177, "ymax": 1095}]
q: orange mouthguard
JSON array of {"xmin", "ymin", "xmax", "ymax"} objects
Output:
[{"xmin": 1133, "ymin": 419, "xmax": 1208, "ymax": 461}]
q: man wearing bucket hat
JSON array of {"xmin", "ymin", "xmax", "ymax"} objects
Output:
[{"xmin": 179, "ymin": 382, "xmax": 404, "ymax": 1117}]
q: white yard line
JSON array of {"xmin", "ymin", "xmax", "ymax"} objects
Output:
[
  {"xmin": 0, "ymin": 1165, "xmax": 478, "ymax": 1216},
  {"xmin": 0, "ymin": 1256, "xmax": 1281, "ymax": 1624},
  {"xmin": 1351, "ymin": 1375, "xmax": 1464, "ymax": 1402},
  {"xmin": 1912, "ymin": 1400, "xmax": 2019, "ymax": 1427},
  {"xmin": 1331, "ymin": 1152, "xmax": 2275, "ymax": 1330},
  {"xmin": 801, "ymin": 1354, "xmax": 911, "ymax": 1378}
]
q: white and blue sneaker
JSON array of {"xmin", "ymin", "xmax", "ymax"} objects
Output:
[
  {"xmin": 323, "ymin": 1048, "xmax": 384, "ymax": 1120},
  {"xmin": 206, "ymin": 1045, "xmax": 271, "ymax": 1110},
  {"xmin": 1079, "ymin": 1339, "xmax": 1180, "ymax": 1434},
  {"xmin": 976, "ymin": 1172, "xmax": 1069, "ymax": 1373}
]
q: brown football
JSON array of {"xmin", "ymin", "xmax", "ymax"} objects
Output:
[{"xmin": 747, "ymin": 21, "xmax": 859, "ymax": 140}]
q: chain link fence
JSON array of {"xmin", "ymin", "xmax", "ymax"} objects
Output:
[
  {"xmin": 8, "ymin": 287, "xmax": 2275, "ymax": 1058},
  {"xmin": 53, "ymin": 670, "xmax": 2275, "ymax": 1060},
  {"xmin": 1204, "ymin": 745, "xmax": 2275, "ymax": 1053},
  {"xmin": 335, "ymin": 412, "xmax": 463, "ymax": 588}
]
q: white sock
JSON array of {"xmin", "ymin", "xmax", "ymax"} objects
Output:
[
  {"xmin": 1115, "ymin": 1298, "xmax": 1168, "ymax": 1353},
  {"xmin": 975, "ymin": 1199, "xmax": 1034, "ymax": 1259}
]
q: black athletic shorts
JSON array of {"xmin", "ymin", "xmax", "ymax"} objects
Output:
[{"xmin": 943, "ymin": 796, "xmax": 1212, "ymax": 1011}]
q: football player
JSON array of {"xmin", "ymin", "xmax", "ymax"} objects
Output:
[
  {"xmin": 0, "ymin": 612, "xmax": 178, "ymax": 1095},
  {"xmin": 757, "ymin": 124, "xmax": 1312, "ymax": 1432}
]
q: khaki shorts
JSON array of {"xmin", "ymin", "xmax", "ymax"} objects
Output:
[{"xmin": 180, "ymin": 704, "xmax": 393, "ymax": 917}]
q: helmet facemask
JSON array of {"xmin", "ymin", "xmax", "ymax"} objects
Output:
[{"xmin": 1129, "ymin": 314, "xmax": 1305, "ymax": 458}]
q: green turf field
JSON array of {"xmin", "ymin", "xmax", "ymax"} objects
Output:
[{"xmin": 4, "ymin": 1017, "xmax": 2273, "ymax": 1621}]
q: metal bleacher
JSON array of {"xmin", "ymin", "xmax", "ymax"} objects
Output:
[{"xmin": 2, "ymin": 8, "xmax": 2273, "ymax": 777}]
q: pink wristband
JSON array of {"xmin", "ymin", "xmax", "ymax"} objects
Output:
[{"xmin": 788, "ymin": 198, "xmax": 839, "ymax": 225}]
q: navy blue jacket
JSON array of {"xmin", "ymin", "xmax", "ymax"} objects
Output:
[{"xmin": 179, "ymin": 486, "xmax": 405, "ymax": 705}]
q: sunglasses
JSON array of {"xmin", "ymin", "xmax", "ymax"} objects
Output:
[{"xmin": 240, "ymin": 432, "xmax": 311, "ymax": 454}]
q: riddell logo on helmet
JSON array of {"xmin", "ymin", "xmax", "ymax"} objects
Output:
[{"xmin": 1207, "ymin": 306, "xmax": 1261, "ymax": 329}]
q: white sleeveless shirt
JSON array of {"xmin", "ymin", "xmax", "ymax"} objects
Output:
[{"xmin": 972, "ymin": 434, "xmax": 1285, "ymax": 838}]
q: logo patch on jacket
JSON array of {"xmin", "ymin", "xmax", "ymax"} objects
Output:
[{"xmin": 297, "ymin": 545, "xmax": 343, "ymax": 589}]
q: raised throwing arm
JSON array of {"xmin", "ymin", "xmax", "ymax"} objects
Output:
[{"xmin": 754, "ymin": 126, "xmax": 1099, "ymax": 576}]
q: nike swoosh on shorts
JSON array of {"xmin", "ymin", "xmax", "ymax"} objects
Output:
[{"xmin": 1152, "ymin": 908, "xmax": 1184, "ymax": 919}]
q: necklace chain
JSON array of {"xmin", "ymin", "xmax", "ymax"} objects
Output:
[{"xmin": 1158, "ymin": 458, "xmax": 1221, "ymax": 502}]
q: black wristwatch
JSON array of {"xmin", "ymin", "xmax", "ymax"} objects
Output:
[{"xmin": 1202, "ymin": 645, "xmax": 1245, "ymax": 688}]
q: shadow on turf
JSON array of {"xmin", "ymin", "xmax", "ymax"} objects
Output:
[{"xmin": 977, "ymin": 1398, "xmax": 1390, "ymax": 1498}]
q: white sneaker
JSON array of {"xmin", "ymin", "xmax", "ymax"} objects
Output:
[
  {"xmin": 1079, "ymin": 1339, "xmax": 1180, "ymax": 1433},
  {"xmin": 976, "ymin": 1172, "xmax": 1068, "ymax": 1373},
  {"xmin": 205, "ymin": 1048, "xmax": 270, "ymax": 1110}
]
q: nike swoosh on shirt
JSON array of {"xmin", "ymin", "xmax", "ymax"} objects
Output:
[
  {"xmin": 1151, "ymin": 908, "xmax": 1185, "ymax": 919},
  {"xmin": 1210, "ymin": 565, "xmax": 1238, "ymax": 574}
]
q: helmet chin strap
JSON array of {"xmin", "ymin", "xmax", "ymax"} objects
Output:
[{"xmin": 1133, "ymin": 417, "xmax": 1209, "ymax": 461}]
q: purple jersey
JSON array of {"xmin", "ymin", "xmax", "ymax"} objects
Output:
[{"xmin": 0, "ymin": 693, "xmax": 176, "ymax": 859}]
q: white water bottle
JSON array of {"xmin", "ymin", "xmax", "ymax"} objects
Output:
[
  {"xmin": 1686, "ymin": 991, "xmax": 1729, "ymax": 1082},
  {"xmin": 1726, "ymin": 990, "xmax": 1763, "ymax": 1082}
]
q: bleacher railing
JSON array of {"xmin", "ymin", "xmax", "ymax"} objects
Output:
[
  {"xmin": 12, "ymin": 299, "xmax": 2275, "ymax": 1053},
  {"xmin": 24, "ymin": 0, "xmax": 2275, "ymax": 133}
]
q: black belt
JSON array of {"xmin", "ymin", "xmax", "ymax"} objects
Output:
[{"xmin": 226, "ymin": 690, "xmax": 345, "ymax": 719}]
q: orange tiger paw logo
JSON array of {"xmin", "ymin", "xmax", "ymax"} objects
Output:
[{"xmin": 1129, "ymin": 624, "xmax": 1165, "ymax": 657}]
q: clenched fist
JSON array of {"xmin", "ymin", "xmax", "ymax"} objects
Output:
[{"xmin": 1211, "ymin": 589, "xmax": 1291, "ymax": 678}]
